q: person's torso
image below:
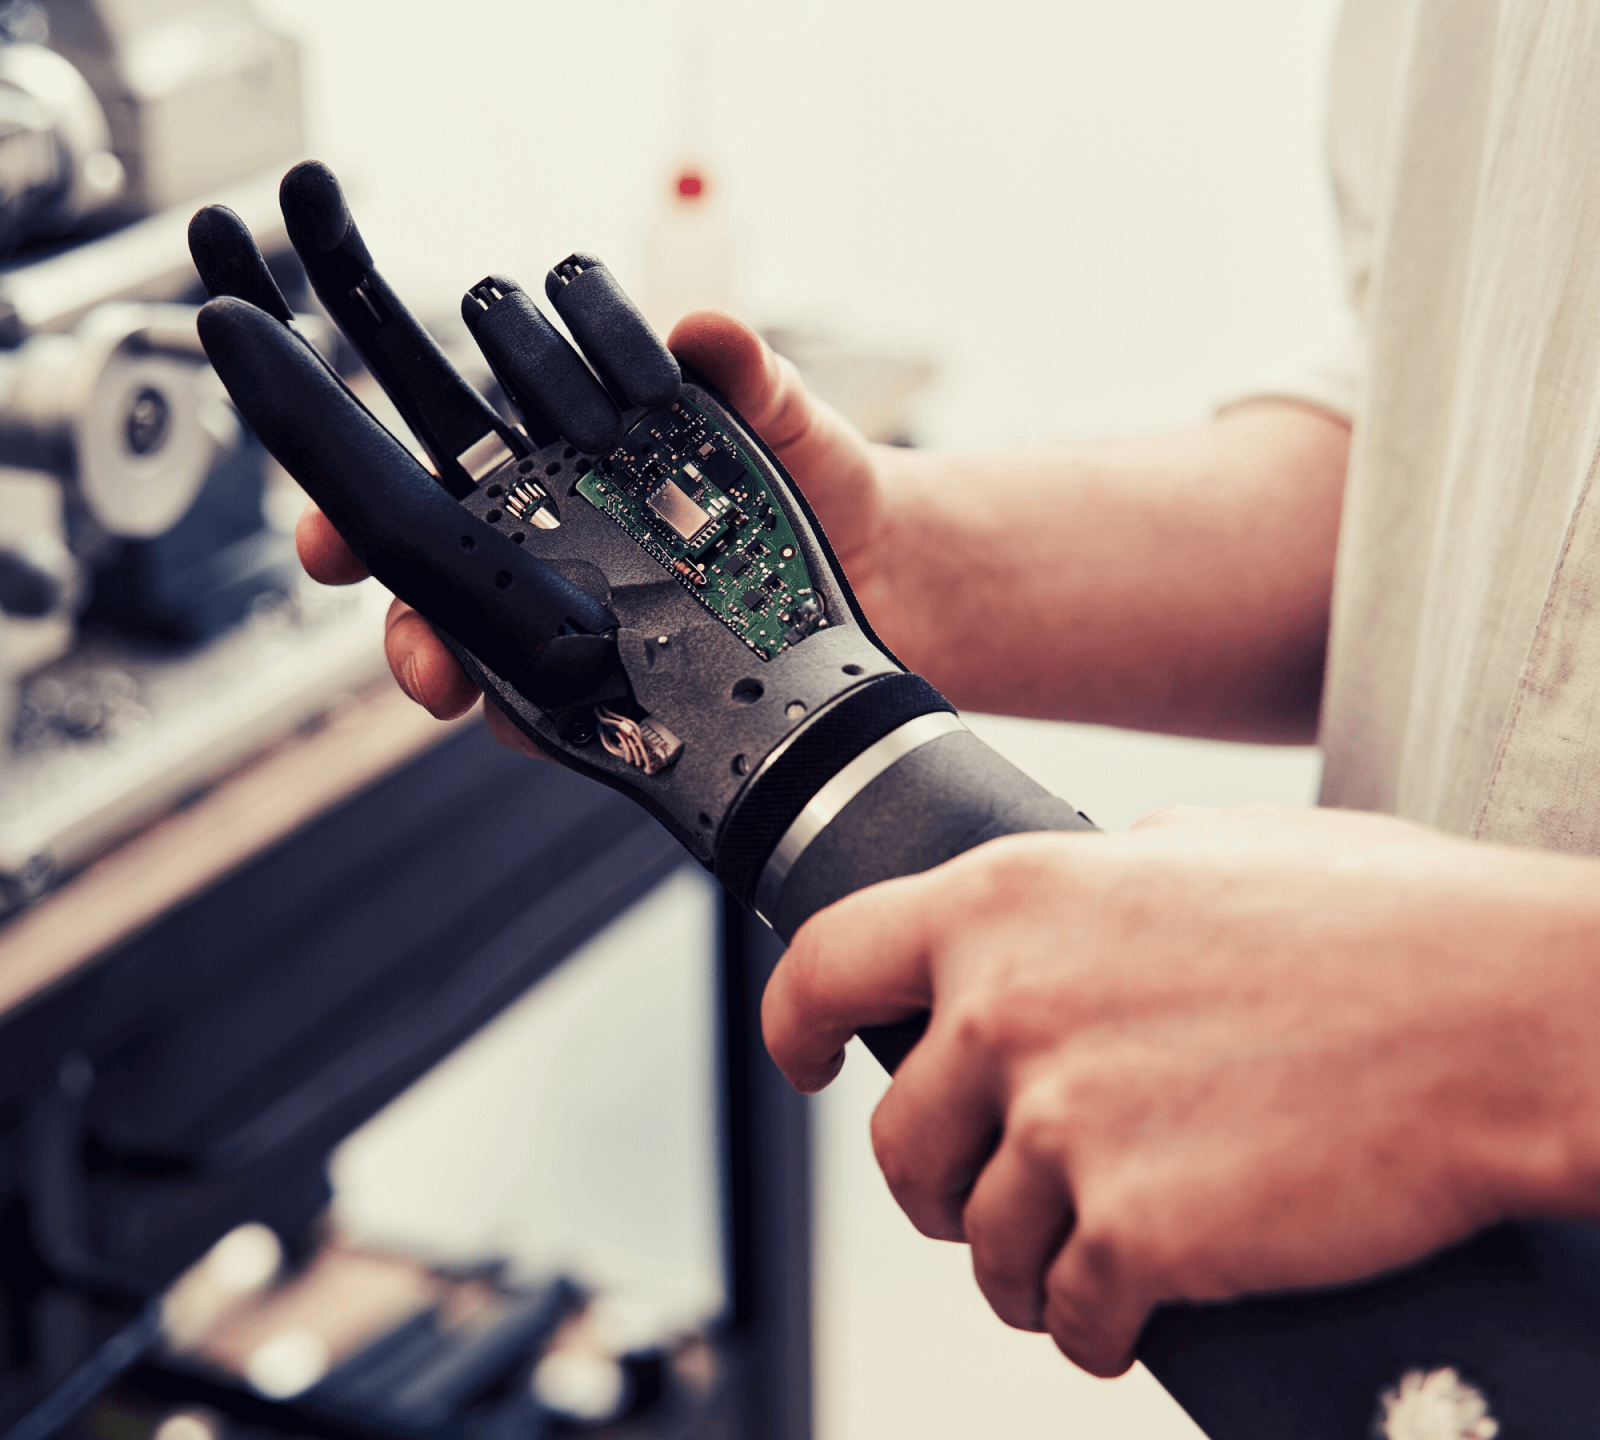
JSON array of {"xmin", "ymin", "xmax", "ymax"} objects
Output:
[{"xmin": 1320, "ymin": 0, "xmax": 1600, "ymax": 853}]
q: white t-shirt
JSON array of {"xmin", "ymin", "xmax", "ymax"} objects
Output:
[{"xmin": 1306, "ymin": 0, "xmax": 1600, "ymax": 853}]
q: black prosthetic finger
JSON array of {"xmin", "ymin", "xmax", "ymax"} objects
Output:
[
  {"xmin": 279, "ymin": 160, "xmax": 523, "ymax": 500},
  {"xmin": 545, "ymin": 254, "xmax": 681, "ymax": 411},
  {"xmin": 187, "ymin": 205, "xmax": 295, "ymax": 323},
  {"xmin": 463, "ymin": 276, "xmax": 624, "ymax": 459},
  {"xmin": 198, "ymin": 297, "xmax": 619, "ymax": 708}
]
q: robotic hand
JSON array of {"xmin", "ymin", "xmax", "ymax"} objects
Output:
[
  {"xmin": 187, "ymin": 160, "xmax": 1094, "ymax": 1070},
  {"xmin": 188, "ymin": 163, "xmax": 1600, "ymax": 1440}
]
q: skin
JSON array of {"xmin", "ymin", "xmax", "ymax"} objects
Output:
[
  {"xmin": 298, "ymin": 310, "xmax": 1600, "ymax": 1375},
  {"xmin": 763, "ymin": 807, "xmax": 1600, "ymax": 1375}
]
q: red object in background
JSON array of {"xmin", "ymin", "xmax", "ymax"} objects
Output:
[{"xmin": 676, "ymin": 172, "xmax": 705, "ymax": 200}]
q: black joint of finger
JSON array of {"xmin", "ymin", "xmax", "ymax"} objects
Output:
[
  {"xmin": 544, "ymin": 253, "xmax": 596, "ymax": 304},
  {"xmin": 462, "ymin": 274, "xmax": 522, "ymax": 333}
]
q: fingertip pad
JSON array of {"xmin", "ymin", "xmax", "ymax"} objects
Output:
[
  {"xmin": 280, "ymin": 159, "xmax": 368, "ymax": 263},
  {"xmin": 188, "ymin": 205, "xmax": 294, "ymax": 323}
]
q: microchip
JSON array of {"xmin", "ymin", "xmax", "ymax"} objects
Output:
[
  {"xmin": 764, "ymin": 572, "xmax": 784, "ymax": 591},
  {"xmin": 702, "ymin": 446, "xmax": 747, "ymax": 491},
  {"xmin": 614, "ymin": 438, "xmax": 649, "ymax": 469},
  {"xmin": 692, "ymin": 525, "xmax": 728, "ymax": 559},
  {"xmin": 742, "ymin": 587, "xmax": 766, "ymax": 611},
  {"xmin": 648, "ymin": 480, "xmax": 714, "ymax": 541},
  {"xmin": 637, "ymin": 408, "xmax": 679, "ymax": 441},
  {"xmin": 725, "ymin": 550, "xmax": 752, "ymax": 577}
]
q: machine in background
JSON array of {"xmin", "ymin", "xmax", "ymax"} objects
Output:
[{"xmin": 0, "ymin": 0, "xmax": 401, "ymax": 914}]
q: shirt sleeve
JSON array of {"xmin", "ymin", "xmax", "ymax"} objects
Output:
[
  {"xmin": 1214, "ymin": 322, "xmax": 1363, "ymax": 423},
  {"xmin": 1215, "ymin": 0, "xmax": 1411, "ymax": 426}
]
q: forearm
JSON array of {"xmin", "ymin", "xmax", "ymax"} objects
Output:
[{"xmin": 851, "ymin": 400, "xmax": 1349, "ymax": 742}]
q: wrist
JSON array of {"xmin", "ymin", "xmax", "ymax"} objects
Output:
[
  {"xmin": 1446, "ymin": 849, "xmax": 1600, "ymax": 1225},
  {"xmin": 839, "ymin": 444, "xmax": 943, "ymax": 672}
]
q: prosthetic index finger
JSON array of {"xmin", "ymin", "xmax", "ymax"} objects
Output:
[
  {"xmin": 187, "ymin": 204, "xmax": 295, "ymax": 322},
  {"xmin": 197, "ymin": 296, "xmax": 618, "ymax": 707}
]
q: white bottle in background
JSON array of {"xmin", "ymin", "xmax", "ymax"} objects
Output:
[{"xmin": 638, "ymin": 165, "xmax": 737, "ymax": 338}]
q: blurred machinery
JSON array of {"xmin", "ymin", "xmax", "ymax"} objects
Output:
[{"xmin": 0, "ymin": 0, "xmax": 404, "ymax": 912}]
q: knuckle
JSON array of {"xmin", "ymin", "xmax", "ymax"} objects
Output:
[
  {"xmin": 1060, "ymin": 1220, "xmax": 1124, "ymax": 1292},
  {"xmin": 1005, "ymin": 1088, "xmax": 1071, "ymax": 1164},
  {"xmin": 944, "ymin": 991, "xmax": 1005, "ymax": 1058},
  {"xmin": 1058, "ymin": 1199, "xmax": 1172, "ymax": 1308},
  {"xmin": 972, "ymin": 1270, "xmax": 1044, "ymax": 1334},
  {"xmin": 868, "ymin": 1105, "xmax": 914, "ymax": 1199},
  {"xmin": 938, "ymin": 961, "xmax": 1047, "ymax": 1061},
  {"xmin": 965, "ymin": 1221, "xmax": 1031, "ymax": 1299}
]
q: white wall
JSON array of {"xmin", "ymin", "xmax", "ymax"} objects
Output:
[{"xmin": 279, "ymin": 1, "xmax": 1348, "ymax": 1435}]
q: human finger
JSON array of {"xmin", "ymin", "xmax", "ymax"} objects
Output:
[
  {"xmin": 961, "ymin": 1089, "xmax": 1076, "ymax": 1331},
  {"xmin": 667, "ymin": 309, "xmax": 811, "ymax": 447},
  {"xmin": 383, "ymin": 598, "xmax": 481, "ymax": 719},
  {"xmin": 1041, "ymin": 1211, "xmax": 1161, "ymax": 1378},
  {"xmin": 866, "ymin": 985, "xmax": 1022, "ymax": 1240},
  {"xmin": 481, "ymin": 696, "xmax": 552, "ymax": 761},
  {"xmin": 295, "ymin": 501, "xmax": 369, "ymax": 585},
  {"xmin": 668, "ymin": 310, "xmax": 881, "ymax": 563},
  {"xmin": 762, "ymin": 872, "xmax": 945, "ymax": 1092},
  {"xmin": 868, "ymin": 1025, "xmax": 1002, "ymax": 1241}
]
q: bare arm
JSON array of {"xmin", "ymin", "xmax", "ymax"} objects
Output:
[{"xmin": 846, "ymin": 405, "xmax": 1348, "ymax": 742}]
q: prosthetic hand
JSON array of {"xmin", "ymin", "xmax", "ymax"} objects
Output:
[{"xmin": 189, "ymin": 163, "xmax": 1600, "ymax": 1440}]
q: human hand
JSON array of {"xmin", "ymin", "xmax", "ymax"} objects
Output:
[
  {"xmin": 761, "ymin": 804, "xmax": 1600, "ymax": 1376},
  {"xmin": 297, "ymin": 309, "xmax": 888, "ymax": 753}
]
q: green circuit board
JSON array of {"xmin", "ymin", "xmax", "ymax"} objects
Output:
[{"xmin": 575, "ymin": 399, "xmax": 825, "ymax": 659}]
